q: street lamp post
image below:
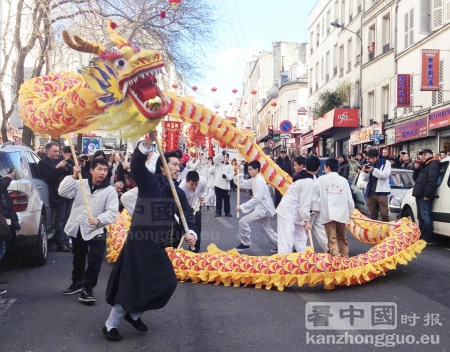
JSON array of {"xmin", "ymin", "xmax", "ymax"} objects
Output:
[{"xmin": 330, "ymin": 22, "xmax": 363, "ymax": 128}]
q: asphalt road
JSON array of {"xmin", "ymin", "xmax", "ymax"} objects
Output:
[{"xmin": 0, "ymin": 191, "xmax": 449, "ymax": 352}]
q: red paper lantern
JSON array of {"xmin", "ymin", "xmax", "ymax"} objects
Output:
[
  {"xmin": 211, "ymin": 87, "xmax": 217, "ymax": 93},
  {"xmin": 172, "ymin": 83, "xmax": 178, "ymax": 89},
  {"xmin": 271, "ymin": 102, "xmax": 277, "ymax": 107},
  {"xmin": 215, "ymin": 111, "xmax": 219, "ymax": 114},
  {"xmin": 229, "ymin": 102, "xmax": 233, "ymax": 105},
  {"xmin": 191, "ymin": 85, "xmax": 198, "ymax": 91},
  {"xmin": 159, "ymin": 10, "xmax": 166, "ymax": 18},
  {"xmin": 251, "ymin": 89, "xmax": 257, "ymax": 95},
  {"xmin": 232, "ymin": 88, "xmax": 238, "ymax": 94},
  {"xmin": 168, "ymin": 0, "xmax": 181, "ymax": 9},
  {"xmin": 244, "ymin": 101, "xmax": 248, "ymax": 104}
]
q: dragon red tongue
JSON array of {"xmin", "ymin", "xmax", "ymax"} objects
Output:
[{"xmin": 136, "ymin": 86, "xmax": 158, "ymax": 102}]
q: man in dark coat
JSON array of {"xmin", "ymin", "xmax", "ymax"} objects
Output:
[
  {"xmin": 412, "ymin": 149, "xmax": 440, "ymax": 244},
  {"xmin": 104, "ymin": 132, "xmax": 197, "ymax": 342},
  {"xmin": 38, "ymin": 142, "xmax": 73, "ymax": 252},
  {"xmin": 274, "ymin": 149, "xmax": 293, "ymax": 207}
]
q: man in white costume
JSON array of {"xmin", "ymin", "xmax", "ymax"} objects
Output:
[
  {"xmin": 315, "ymin": 158, "xmax": 354, "ymax": 257},
  {"xmin": 234, "ymin": 160, "xmax": 278, "ymax": 251},
  {"xmin": 179, "ymin": 171, "xmax": 207, "ymax": 252},
  {"xmin": 275, "ymin": 156, "xmax": 321, "ymax": 255},
  {"xmin": 204, "ymin": 157, "xmax": 216, "ymax": 211}
]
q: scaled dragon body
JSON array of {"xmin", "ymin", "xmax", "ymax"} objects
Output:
[{"xmin": 19, "ymin": 21, "xmax": 425, "ymax": 290}]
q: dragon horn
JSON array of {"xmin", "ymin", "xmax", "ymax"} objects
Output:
[
  {"xmin": 62, "ymin": 30, "xmax": 105, "ymax": 55},
  {"xmin": 107, "ymin": 19, "xmax": 129, "ymax": 47}
]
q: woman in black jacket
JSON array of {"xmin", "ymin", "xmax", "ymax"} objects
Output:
[{"xmin": 337, "ymin": 154, "xmax": 350, "ymax": 179}]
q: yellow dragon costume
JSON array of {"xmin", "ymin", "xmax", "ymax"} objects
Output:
[{"xmin": 18, "ymin": 21, "xmax": 425, "ymax": 290}]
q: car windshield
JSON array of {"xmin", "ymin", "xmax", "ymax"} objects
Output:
[
  {"xmin": 0, "ymin": 151, "xmax": 23, "ymax": 179},
  {"xmin": 389, "ymin": 171, "xmax": 414, "ymax": 188}
]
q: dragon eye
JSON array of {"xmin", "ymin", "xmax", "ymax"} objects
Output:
[{"xmin": 114, "ymin": 59, "xmax": 128, "ymax": 71}]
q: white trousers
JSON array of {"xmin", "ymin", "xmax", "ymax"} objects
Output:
[
  {"xmin": 105, "ymin": 304, "xmax": 142, "ymax": 331},
  {"xmin": 205, "ymin": 187, "xmax": 216, "ymax": 207},
  {"xmin": 239, "ymin": 209, "xmax": 278, "ymax": 247},
  {"xmin": 277, "ymin": 214, "xmax": 308, "ymax": 255},
  {"xmin": 310, "ymin": 212, "xmax": 328, "ymax": 252}
]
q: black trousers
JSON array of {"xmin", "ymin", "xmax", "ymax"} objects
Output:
[
  {"xmin": 215, "ymin": 187, "xmax": 230, "ymax": 215},
  {"xmin": 51, "ymin": 199, "xmax": 70, "ymax": 247},
  {"xmin": 193, "ymin": 208, "xmax": 202, "ymax": 253},
  {"xmin": 72, "ymin": 229, "xmax": 106, "ymax": 289}
]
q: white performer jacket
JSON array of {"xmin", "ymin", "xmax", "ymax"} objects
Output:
[
  {"xmin": 315, "ymin": 171, "xmax": 355, "ymax": 224},
  {"xmin": 178, "ymin": 176, "xmax": 207, "ymax": 209},
  {"xmin": 235, "ymin": 173, "xmax": 276, "ymax": 216},
  {"xmin": 207, "ymin": 165, "xmax": 216, "ymax": 188},
  {"xmin": 275, "ymin": 171, "xmax": 314, "ymax": 225},
  {"xmin": 213, "ymin": 154, "xmax": 234, "ymax": 190}
]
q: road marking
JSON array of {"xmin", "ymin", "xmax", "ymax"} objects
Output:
[
  {"xmin": 215, "ymin": 217, "xmax": 234, "ymax": 229},
  {"xmin": 0, "ymin": 298, "xmax": 17, "ymax": 317}
]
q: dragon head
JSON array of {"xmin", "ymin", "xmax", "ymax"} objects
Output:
[{"xmin": 62, "ymin": 20, "xmax": 170, "ymax": 120}]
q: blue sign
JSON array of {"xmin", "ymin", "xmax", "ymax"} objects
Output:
[{"xmin": 280, "ymin": 120, "xmax": 293, "ymax": 133}]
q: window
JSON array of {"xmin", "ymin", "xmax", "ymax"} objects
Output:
[
  {"xmin": 355, "ymin": 29, "xmax": 361, "ymax": 64},
  {"xmin": 26, "ymin": 152, "xmax": 42, "ymax": 179},
  {"xmin": 327, "ymin": 10, "xmax": 331, "ymax": 34},
  {"xmin": 420, "ymin": 0, "xmax": 431, "ymax": 34},
  {"xmin": 326, "ymin": 51, "xmax": 330, "ymax": 80},
  {"xmin": 432, "ymin": 0, "xmax": 443, "ymax": 29},
  {"xmin": 288, "ymin": 100, "xmax": 296, "ymax": 120},
  {"xmin": 315, "ymin": 62, "xmax": 320, "ymax": 90},
  {"xmin": 432, "ymin": 60, "xmax": 444, "ymax": 106},
  {"xmin": 382, "ymin": 14, "xmax": 391, "ymax": 50},
  {"xmin": 335, "ymin": 0, "xmax": 339, "ymax": 22},
  {"xmin": 404, "ymin": 8, "xmax": 415, "ymax": 49},
  {"xmin": 341, "ymin": 0, "xmax": 346, "ymax": 24},
  {"xmin": 339, "ymin": 45, "xmax": 344, "ymax": 76},
  {"xmin": 347, "ymin": 38, "xmax": 352, "ymax": 71},
  {"xmin": 333, "ymin": 44, "xmax": 338, "ymax": 76},
  {"xmin": 355, "ymin": 80, "xmax": 360, "ymax": 107},
  {"xmin": 381, "ymin": 85, "xmax": 390, "ymax": 117},
  {"xmin": 368, "ymin": 91, "xmax": 375, "ymax": 122},
  {"xmin": 321, "ymin": 57, "xmax": 324, "ymax": 81}
]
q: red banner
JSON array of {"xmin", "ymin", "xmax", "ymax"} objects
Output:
[
  {"xmin": 162, "ymin": 121, "xmax": 182, "ymax": 152},
  {"xmin": 397, "ymin": 74, "xmax": 411, "ymax": 107},
  {"xmin": 421, "ymin": 49, "xmax": 440, "ymax": 91}
]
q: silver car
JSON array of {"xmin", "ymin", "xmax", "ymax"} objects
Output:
[
  {"xmin": 351, "ymin": 168, "xmax": 415, "ymax": 221},
  {"xmin": 0, "ymin": 145, "xmax": 53, "ymax": 266}
]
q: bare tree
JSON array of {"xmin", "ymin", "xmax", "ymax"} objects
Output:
[{"xmin": 3, "ymin": 0, "xmax": 219, "ymax": 146}]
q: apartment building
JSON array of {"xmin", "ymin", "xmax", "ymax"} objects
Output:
[{"xmin": 307, "ymin": 0, "xmax": 365, "ymax": 156}]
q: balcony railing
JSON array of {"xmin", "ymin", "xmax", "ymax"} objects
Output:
[
  {"xmin": 383, "ymin": 114, "xmax": 389, "ymax": 122},
  {"xmin": 315, "ymin": 83, "xmax": 319, "ymax": 91},
  {"xmin": 316, "ymin": 40, "xmax": 319, "ymax": 47},
  {"xmin": 333, "ymin": 66, "xmax": 338, "ymax": 76},
  {"xmin": 327, "ymin": 28, "xmax": 330, "ymax": 35},
  {"xmin": 348, "ymin": 62, "xmax": 352, "ymax": 71},
  {"xmin": 349, "ymin": 14, "xmax": 353, "ymax": 22},
  {"xmin": 383, "ymin": 43, "xmax": 390, "ymax": 53},
  {"xmin": 356, "ymin": 54, "xmax": 360, "ymax": 64},
  {"xmin": 358, "ymin": 5, "xmax": 362, "ymax": 13},
  {"xmin": 326, "ymin": 73, "xmax": 329, "ymax": 82},
  {"xmin": 369, "ymin": 52, "xmax": 375, "ymax": 61},
  {"xmin": 339, "ymin": 67, "xmax": 344, "ymax": 76},
  {"xmin": 310, "ymin": 47, "xmax": 313, "ymax": 54},
  {"xmin": 310, "ymin": 87, "xmax": 312, "ymax": 95},
  {"xmin": 340, "ymin": 23, "xmax": 345, "ymax": 31}
]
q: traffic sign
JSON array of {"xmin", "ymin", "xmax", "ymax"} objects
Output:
[
  {"xmin": 267, "ymin": 139, "xmax": 275, "ymax": 148},
  {"xmin": 280, "ymin": 133, "xmax": 291, "ymax": 139},
  {"xmin": 280, "ymin": 120, "xmax": 293, "ymax": 133}
]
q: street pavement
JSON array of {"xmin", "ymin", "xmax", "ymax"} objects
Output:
[{"xmin": 0, "ymin": 190, "xmax": 449, "ymax": 351}]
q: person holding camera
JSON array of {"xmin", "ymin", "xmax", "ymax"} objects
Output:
[
  {"xmin": 213, "ymin": 150, "xmax": 234, "ymax": 217},
  {"xmin": 360, "ymin": 148, "xmax": 391, "ymax": 222}
]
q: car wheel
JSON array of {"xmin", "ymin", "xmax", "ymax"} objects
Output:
[
  {"xmin": 24, "ymin": 215, "xmax": 47, "ymax": 266},
  {"xmin": 403, "ymin": 208, "xmax": 415, "ymax": 222}
]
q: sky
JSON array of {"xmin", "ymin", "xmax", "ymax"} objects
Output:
[{"xmin": 190, "ymin": 0, "xmax": 318, "ymax": 113}]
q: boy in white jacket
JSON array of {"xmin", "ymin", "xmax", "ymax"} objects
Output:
[
  {"xmin": 276, "ymin": 156, "xmax": 321, "ymax": 255},
  {"xmin": 234, "ymin": 160, "xmax": 278, "ymax": 251},
  {"xmin": 59, "ymin": 158, "xmax": 118, "ymax": 303},
  {"xmin": 315, "ymin": 158, "xmax": 354, "ymax": 257}
]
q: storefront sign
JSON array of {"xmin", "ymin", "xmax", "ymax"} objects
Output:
[
  {"xmin": 301, "ymin": 132, "xmax": 314, "ymax": 145},
  {"xmin": 313, "ymin": 108, "xmax": 359, "ymax": 135},
  {"xmin": 298, "ymin": 107, "xmax": 307, "ymax": 115},
  {"xmin": 350, "ymin": 123, "xmax": 384, "ymax": 145},
  {"xmin": 395, "ymin": 117, "xmax": 428, "ymax": 142},
  {"xmin": 428, "ymin": 107, "xmax": 450, "ymax": 130},
  {"xmin": 369, "ymin": 133, "xmax": 384, "ymax": 145},
  {"xmin": 397, "ymin": 74, "xmax": 411, "ymax": 107},
  {"xmin": 162, "ymin": 121, "xmax": 182, "ymax": 152},
  {"xmin": 421, "ymin": 49, "xmax": 440, "ymax": 91}
]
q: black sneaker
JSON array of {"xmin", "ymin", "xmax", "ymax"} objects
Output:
[
  {"xmin": 235, "ymin": 243, "xmax": 250, "ymax": 251},
  {"xmin": 0, "ymin": 279, "xmax": 7, "ymax": 284},
  {"xmin": 206, "ymin": 206, "xmax": 209, "ymax": 211},
  {"xmin": 79, "ymin": 287, "xmax": 96, "ymax": 304},
  {"xmin": 63, "ymin": 282, "xmax": 83, "ymax": 295},
  {"xmin": 225, "ymin": 213, "xmax": 232, "ymax": 217},
  {"xmin": 215, "ymin": 213, "xmax": 221, "ymax": 217},
  {"xmin": 103, "ymin": 326, "xmax": 122, "ymax": 342},
  {"xmin": 124, "ymin": 312, "xmax": 148, "ymax": 332},
  {"xmin": 0, "ymin": 288, "xmax": 6, "ymax": 295}
]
